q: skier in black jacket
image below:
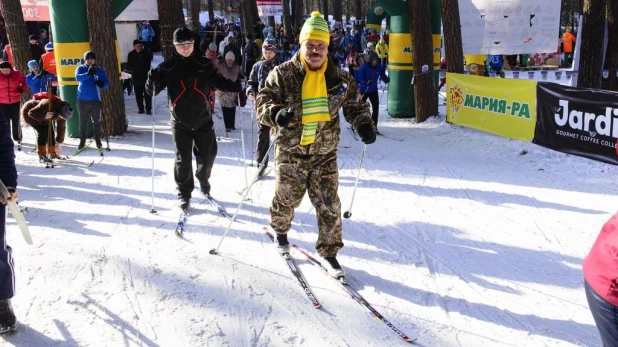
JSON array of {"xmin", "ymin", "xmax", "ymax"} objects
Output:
[
  {"xmin": 146, "ymin": 27, "xmax": 242, "ymax": 210},
  {"xmin": 127, "ymin": 39, "xmax": 153, "ymax": 114}
]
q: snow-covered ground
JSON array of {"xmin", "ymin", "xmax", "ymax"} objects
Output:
[{"xmin": 2, "ymin": 62, "xmax": 615, "ymax": 346}]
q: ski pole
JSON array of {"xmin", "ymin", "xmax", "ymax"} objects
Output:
[
  {"xmin": 343, "ymin": 144, "xmax": 367, "ymax": 219},
  {"xmin": 238, "ymin": 94, "xmax": 249, "ymax": 191},
  {"xmin": 210, "ymin": 130, "xmax": 281, "ymax": 255},
  {"xmin": 251, "ymin": 99, "xmax": 255, "ymax": 163},
  {"xmin": 150, "ymin": 92, "xmax": 157, "ymax": 214}
]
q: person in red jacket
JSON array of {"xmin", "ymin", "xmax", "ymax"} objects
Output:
[
  {"xmin": 0, "ymin": 61, "xmax": 27, "ymax": 150},
  {"xmin": 583, "ymin": 212, "xmax": 618, "ymax": 347}
]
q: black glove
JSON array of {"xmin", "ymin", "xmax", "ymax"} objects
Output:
[
  {"xmin": 148, "ymin": 68, "xmax": 160, "ymax": 82},
  {"xmin": 357, "ymin": 123, "xmax": 376, "ymax": 144},
  {"xmin": 36, "ymin": 69, "xmax": 48, "ymax": 78},
  {"xmin": 87, "ymin": 65, "xmax": 97, "ymax": 76},
  {"xmin": 95, "ymin": 80, "xmax": 105, "ymax": 88},
  {"xmin": 231, "ymin": 80, "xmax": 242, "ymax": 93},
  {"xmin": 366, "ymin": 79, "xmax": 373, "ymax": 86},
  {"xmin": 274, "ymin": 108, "xmax": 293, "ymax": 127},
  {"xmin": 384, "ymin": 76, "xmax": 390, "ymax": 83}
]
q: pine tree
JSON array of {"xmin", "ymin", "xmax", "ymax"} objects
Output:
[
  {"xmin": 85, "ymin": 0, "xmax": 127, "ymax": 136},
  {"xmin": 157, "ymin": 0, "xmax": 185, "ymax": 59},
  {"xmin": 409, "ymin": 0, "xmax": 436, "ymax": 122},
  {"xmin": 577, "ymin": 0, "xmax": 604, "ymax": 89},
  {"xmin": 440, "ymin": 0, "xmax": 463, "ymax": 74},
  {"xmin": 0, "ymin": 0, "xmax": 30, "ymax": 82}
]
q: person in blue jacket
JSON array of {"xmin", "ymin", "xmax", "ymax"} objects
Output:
[
  {"xmin": 75, "ymin": 51, "xmax": 109, "ymax": 150},
  {"xmin": 25, "ymin": 60, "xmax": 57, "ymax": 94},
  {"xmin": 139, "ymin": 22, "xmax": 156, "ymax": 53},
  {"xmin": 356, "ymin": 52, "xmax": 389, "ymax": 133},
  {"xmin": 0, "ymin": 114, "xmax": 18, "ymax": 334}
]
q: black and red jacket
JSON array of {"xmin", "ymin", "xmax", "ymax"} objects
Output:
[{"xmin": 147, "ymin": 50, "xmax": 240, "ymax": 130}]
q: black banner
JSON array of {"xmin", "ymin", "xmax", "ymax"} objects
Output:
[{"xmin": 534, "ymin": 82, "xmax": 618, "ymax": 165}]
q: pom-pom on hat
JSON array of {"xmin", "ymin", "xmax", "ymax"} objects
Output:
[{"xmin": 299, "ymin": 11, "xmax": 330, "ymax": 44}]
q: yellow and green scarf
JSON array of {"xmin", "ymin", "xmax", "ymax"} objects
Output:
[{"xmin": 300, "ymin": 55, "xmax": 330, "ymax": 146}]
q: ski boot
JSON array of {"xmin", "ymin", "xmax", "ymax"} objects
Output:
[
  {"xmin": 275, "ymin": 233, "xmax": 291, "ymax": 254},
  {"xmin": 0, "ymin": 299, "xmax": 16, "ymax": 334},
  {"xmin": 324, "ymin": 256, "xmax": 345, "ymax": 278}
]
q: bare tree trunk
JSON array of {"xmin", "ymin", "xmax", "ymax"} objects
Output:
[
  {"xmin": 207, "ymin": 0, "xmax": 215, "ymax": 25},
  {"xmin": 577, "ymin": 0, "xmax": 605, "ymax": 89},
  {"xmin": 440, "ymin": 0, "xmax": 463, "ymax": 73},
  {"xmin": 190, "ymin": 0, "xmax": 200, "ymax": 28},
  {"xmin": 282, "ymin": 0, "xmax": 294, "ymax": 41},
  {"xmin": 605, "ymin": 0, "xmax": 618, "ymax": 91},
  {"xmin": 321, "ymin": 0, "xmax": 329, "ymax": 22},
  {"xmin": 333, "ymin": 0, "xmax": 342, "ymax": 23},
  {"xmin": 409, "ymin": 0, "xmax": 435, "ymax": 122},
  {"xmin": 355, "ymin": 0, "xmax": 361, "ymax": 21},
  {"xmin": 0, "ymin": 0, "xmax": 30, "ymax": 77},
  {"xmin": 158, "ymin": 0, "xmax": 185, "ymax": 59},
  {"xmin": 345, "ymin": 0, "xmax": 351, "ymax": 23},
  {"xmin": 294, "ymin": 0, "xmax": 304, "ymax": 31},
  {"xmin": 85, "ymin": 0, "xmax": 127, "ymax": 136}
]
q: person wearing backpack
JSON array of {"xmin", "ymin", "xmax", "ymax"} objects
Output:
[{"xmin": 243, "ymin": 34, "xmax": 260, "ymax": 77}]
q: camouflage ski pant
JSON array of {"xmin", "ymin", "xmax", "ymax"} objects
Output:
[{"xmin": 270, "ymin": 150, "xmax": 343, "ymax": 257}]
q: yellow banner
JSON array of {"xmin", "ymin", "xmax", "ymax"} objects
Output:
[
  {"xmin": 388, "ymin": 33, "xmax": 441, "ymax": 71},
  {"xmin": 55, "ymin": 42, "xmax": 90, "ymax": 85},
  {"xmin": 446, "ymin": 73, "xmax": 536, "ymax": 141},
  {"xmin": 55, "ymin": 41, "xmax": 122, "ymax": 85}
]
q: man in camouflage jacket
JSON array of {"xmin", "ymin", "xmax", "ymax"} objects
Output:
[{"xmin": 256, "ymin": 11, "xmax": 376, "ymax": 276}]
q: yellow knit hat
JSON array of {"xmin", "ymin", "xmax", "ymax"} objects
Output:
[{"xmin": 299, "ymin": 11, "xmax": 330, "ymax": 44}]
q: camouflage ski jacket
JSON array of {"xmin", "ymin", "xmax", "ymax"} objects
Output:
[{"xmin": 256, "ymin": 52, "xmax": 374, "ymax": 157}]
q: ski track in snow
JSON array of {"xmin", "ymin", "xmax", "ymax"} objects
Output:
[{"xmin": 0, "ymin": 56, "xmax": 613, "ymax": 346}]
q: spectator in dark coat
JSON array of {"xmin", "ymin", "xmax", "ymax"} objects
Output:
[{"xmin": 127, "ymin": 40, "xmax": 154, "ymax": 114}]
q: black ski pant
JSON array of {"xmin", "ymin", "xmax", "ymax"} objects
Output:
[
  {"xmin": 0, "ymin": 205, "xmax": 15, "ymax": 300},
  {"xmin": 222, "ymin": 107, "xmax": 236, "ymax": 130},
  {"xmin": 362, "ymin": 91, "xmax": 380, "ymax": 129},
  {"xmin": 257, "ymin": 122, "xmax": 270, "ymax": 168},
  {"xmin": 134, "ymin": 85, "xmax": 152, "ymax": 112},
  {"xmin": 0, "ymin": 103, "xmax": 21, "ymax": 142},
  {"xmin": 32, "ymin": 124, "xmax": 57, "ymax": 147},
  {"xmin": 77, "ymin": 99, "xmax": 102, "ymax": 141},
  {"xmin": 172, "ymin": 122, "xmax": 217, "ymax": 198}
]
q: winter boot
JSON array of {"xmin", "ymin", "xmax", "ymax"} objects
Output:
[
  {"xmin": 38, "ymin": 155, "xmax": 50, "ymax": 163},
  {"xmin": 258, "ymin": 165, "xmax": 267, "ymax": 177},
  {"xmin": 16, "ymin": 141, "xmax": 21, "ymax": 151},
  {"xmin": 198, "ymin": 181, "xmax": 211, "ymax": 196},
  {"xmin": 275, "ymin": 233, "xmax": 290, "ymax": 254},
  {"xmin": 324, "ymin": 256, "xmax": 345, "ymax": 278},
  {"xmin": 77, "ymin": 139, "xmax": 86, "ymax": 150},
  {"xmin": 95, "ymin": 137, "xmax": 103, "ymax": 149},
  {"xmin": 0, "ymin": 299, "xmax": 16, "ymax": 334},
  {"xmin": 178, "ymin": 196, "xmax": 190, "ymax": 211}
]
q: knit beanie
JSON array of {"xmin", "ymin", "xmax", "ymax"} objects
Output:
[
  {"xmin": 173, "ymin": 27, "xmax": 194, "ymax": 45},
  {"xmin": 208, "ymin": 42, "xmax": 217, "ymax": 53},
  {"xmin": 27, "ymin": 60, "xmax": 38, "ymax": 69},
  {"xmin": 299, "ymin": 11, "xmax": 330, "ymax": 44},
  {"xmin": 60, "ymin": 104, "xmax": 74, "ymax": 119},
  {"xmin": 225, "ymin": 51, "xmax": 235, "ymax": 61},
  {"xmin": 262, "ymin": 38, "xmax": 277, "ymax": 53},
  {"xmin": 0, "ymin": 61, "xmax": 11, "ymax": 69},
  {"xmin": 84, "ymin": 51, "xmax": 96, "ymax": 60}
]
